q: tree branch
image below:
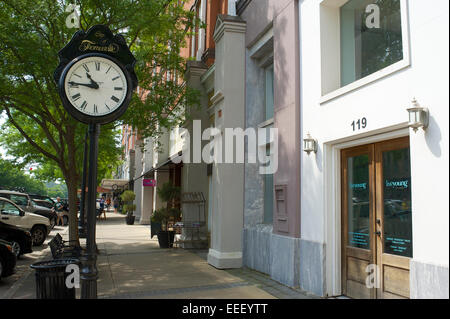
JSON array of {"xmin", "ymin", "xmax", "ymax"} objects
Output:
[{"xmin": 4, "ymin": 106, "xmax": 61, "ymax": 164}]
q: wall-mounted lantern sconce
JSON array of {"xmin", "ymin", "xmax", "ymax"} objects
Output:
[
  {"xmin": 407, "ymin": 98, "xmax": 429, "ymax": 132},
  {"xmin": 303, "ymin": 132, "xmax": 317, "ymax": 155}
]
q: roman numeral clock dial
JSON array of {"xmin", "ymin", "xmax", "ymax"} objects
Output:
[{"xmin": 63, "ymin": 55, "xmax": 128, "ymax": 118}]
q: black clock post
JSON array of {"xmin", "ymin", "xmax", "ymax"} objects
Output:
[
  {"xmin": 80, "ymin": 122, "xmax": 100, "ymax": 298},
  {"xmin": 54, "ymin": 25, "xmax": 138, "ymax": 299},
  {"xmin": 78, "ymin": 129, "xmax": 88, "ymax": 239}
]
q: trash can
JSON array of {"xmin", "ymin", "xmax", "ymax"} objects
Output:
[{"xmin": 30, "ymin": 258, "xmax": 80, "ymax": 299}]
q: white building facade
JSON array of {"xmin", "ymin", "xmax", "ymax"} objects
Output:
[{"xmin": 299, "ymin": 0, "xmax": 448, "ymax": 298}]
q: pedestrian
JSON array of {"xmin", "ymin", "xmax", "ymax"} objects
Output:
[
  {"xmin": 52, "ymin": 197, "xmax": 65, "ymax": 227},
  {"xmin": 113, "ymin": 197, "xmax": 119, "ymax": 214},
  {"xmin": 106, "ymin": 197, "xmax": 111, "ymax": 211}
]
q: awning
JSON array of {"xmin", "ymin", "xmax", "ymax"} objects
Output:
[
  {"xmin": 77, "ymin": 186, "xmax": 112, "ymax": 194},
  {"xmin": 133, "ymin": 151, "xmax": 183, "ymax": 182},
  {"xmin": 100, "ymin": 179, "xmax": 130, "ymax": 190}
]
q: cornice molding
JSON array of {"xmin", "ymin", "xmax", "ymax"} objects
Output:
[
  {"xmin": 185, "ymin": 60, "xmax": 208, "ymax": 80},
  {"xmin": 213, "ymin": 14, "xmax": 246, "ymax": 43}
]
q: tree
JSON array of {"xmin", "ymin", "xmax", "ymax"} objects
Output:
[
  {"xmin": 0, "ymin": 157, "xmax": 47, "ymax": 195},
  {"xmin": 46, "ymin": 182, "xmax": 68, "ymax": 198},
  {"xmin": 0, "ymin": 0, "xmax": 200, "ymax": 243}
]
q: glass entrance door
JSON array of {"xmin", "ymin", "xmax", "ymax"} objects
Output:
[
  {"xmin": 375, "ymin": 137, "xmax": 412, "ymax": 298},
  {"xmin": 342, "ymin": 137, "xmax": 411, "ymax": 299}
]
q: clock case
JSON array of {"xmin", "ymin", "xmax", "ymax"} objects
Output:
[{"xmin": 54, "ymin": 25, "xmax": 138, "ymax": 125}]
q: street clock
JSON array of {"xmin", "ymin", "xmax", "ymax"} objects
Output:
[
  {"xmin": 53, "ymin": 25, "xmax": 138, "ymax": 299},
  {"xmin": 54, "ymin": 25, "xmax": 138, "ymax": 124}
]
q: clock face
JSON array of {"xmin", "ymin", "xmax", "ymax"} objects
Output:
[{"xmin": 64, "ymin": 56, "xmax": 128, "ymax": 117}]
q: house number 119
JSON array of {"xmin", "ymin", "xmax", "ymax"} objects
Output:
[{"xmin": 351, "ymin": 118, "xmax": 367, "ymax": 131}]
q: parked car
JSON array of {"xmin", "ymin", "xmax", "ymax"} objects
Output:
[
  {"xmin": 28, "ymin": 194, "xmax": 55, "ymax": 206},
  {"xmin": 0, "ymin": 221, "xmax": 33, "ymax": 257},
  {"xmin": 31, "ymin": 198, "xmax": 52, "ymax": 209},
  {"xmin": 0, "ymin": 239, "xmax": 17, "ymax": 280},
  {"xmin": 29, "ymin": 194, "xmax": 72, "ymax": 226},
  {"xmin": 28, "ymin": 195, "xmax": 54, "ymax": 209},
  {"xmin": 0, "ymin": 190, "xmax": 58, "ymax": 228},
  {"xmin": 0, "ymin": 197, "xmax": 51, "ymax": 246}
]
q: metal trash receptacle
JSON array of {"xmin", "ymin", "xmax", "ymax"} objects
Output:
[{"xmin": 30, "ymin": 258, "xmax": 80, "ymax": 299}]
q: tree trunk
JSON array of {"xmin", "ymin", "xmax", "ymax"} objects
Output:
[
  {"xmin": 65, "ymin": 173, "xmax": 80, "ymax": 245},
  {"xmin": 64, "ymin": 124, "xmax": 80, "ymax": 244}
]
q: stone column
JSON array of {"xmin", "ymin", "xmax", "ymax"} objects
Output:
[
  {"xmin": 196, "ymin": 0, "xmax": 207, "ymax": 61},
  {"xmin": 182, "ymin": 61, "xmax": 210, "ymax": 248},
  {"xmin": 139, "ymin": 139, "xmax": 154, "ymax": 225},
  {"xmin": 207, "ymin": 15, "xmax": 246, "ymax": 269},
  {"xmin": 133, "ymin": 140, "xmax": 143, "ymax": 221}
]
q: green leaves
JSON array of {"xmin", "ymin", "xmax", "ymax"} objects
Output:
[
  {"xmin": 156, "ymin": 181, "xmax": 181, "ymax": 204},
  {"xmin": 120, "ymin": 189, "xmax": 136, "ymax": 202},
  {"xmin": 0, "ymin": 0, "xmax": 200, "ymax": 183},
  {"xmin": 0, "ymin": 157, "xmax": 47, "ymax": 195},
  {"xmin": 0, "ymin": 0, "xmax": 199, "ymax": 242}
]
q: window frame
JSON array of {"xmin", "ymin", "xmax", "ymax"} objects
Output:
[
  {"xmin": 264, "ymin": 63, "xmax": 274, "ymax": 122},
  {"xmin": 319, "ymin": 0, "xmax": 410, "ymax": 104}
]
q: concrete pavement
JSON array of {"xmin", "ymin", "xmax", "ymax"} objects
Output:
[{"xmin": 3, "ymin": 211, "xmax": 318, "ymax": 299}]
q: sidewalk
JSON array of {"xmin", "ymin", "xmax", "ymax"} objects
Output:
[{"xmin": 6, "ymin": 212, "xmax": 318, "ymax": 299}]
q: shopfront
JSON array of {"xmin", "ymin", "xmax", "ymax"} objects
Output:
[
  {"xmin": 299, "ymin": 0, "xmax": 448, "ymax": 299},
  {"xmin": 341, "ymin": 137, "xmax": 411, "ymax": 298}
]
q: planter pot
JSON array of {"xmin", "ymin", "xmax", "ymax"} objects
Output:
[
  {"xmin": 150, "ymin": 222, "xmax": 162, "ymax": 239},
  {"xmin": 125, "ymin": 214, "xmax": 135, "ymax": 225},
  {"xmin": 156, "ymin": 230, "xmax": 175, "ymax": 248}
]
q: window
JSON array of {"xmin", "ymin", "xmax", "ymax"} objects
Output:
[
  {"xmin": 319, "ymin": 0, "xmax": 409, "ymax": 99},
  {"xmin": 261, "ymin": 66, "xmax": 274, "ymax": 224},
  {"xmin": 0, "ymin": 202, "xmax": 21, "ymax": 216},
  {"xmin": 265, "ymin": 64, "xmax": 274, "ymax": 121},
  {"xmin": 249, "ymin": 28, "xmax": 275, "ymax": 224},
  {"xmin": 10, "ymin": 194, "xmax": 28, "ymax": 206},
  {"xmin": 340, "ymin": 0, "xmax": 403, "ymax": 87}
]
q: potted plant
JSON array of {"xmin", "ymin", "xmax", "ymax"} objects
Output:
[
  {"xmin": 121, "ymin": 190, "xmax": 136, "ymax": 225},
  {"xmin": 151, "ymin": 182, "xmax": 181, "ymax": 248}
]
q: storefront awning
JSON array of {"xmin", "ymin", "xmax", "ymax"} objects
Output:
[
  {"xmin": 133, "ymin": 151, "xmax": 183, "ymax": 182},
  {"xmin": 100, "ymin": 179, "xmax": 130, "ymax": 190},
  {"xmin": 77, "ymin": 186, "xmax": 113, "ymax": 194}
]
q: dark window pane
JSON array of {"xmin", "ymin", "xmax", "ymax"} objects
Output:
[
  {"xmin": 341, "ymin": 0, "xmax": 403, "ymax": 86},
  {"xmin": 1, "ymin": 202, "xmax": 20, "ymax": 215},
  {"xmin": 383, "ymin": 147, "xmax": 412, "ymax": 257},
  {"xmin": 10, "ymin": 195, "xmax": 28, "ymax": 206},
  {"xmin": 347, "ymin": 154, "xmax": 370, "ymax": 249}
]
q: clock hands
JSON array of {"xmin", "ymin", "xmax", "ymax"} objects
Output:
[
  {"xmin": 68, "ymin": 72, "xmax": 100, "ymax": 89},
  {"xmin": 86, "ymin": 72, "xmax": 99, "ymax": 89},
  {"xmin": 69, "ymin": 81, "xmax": 99, "ymax": 89}
]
